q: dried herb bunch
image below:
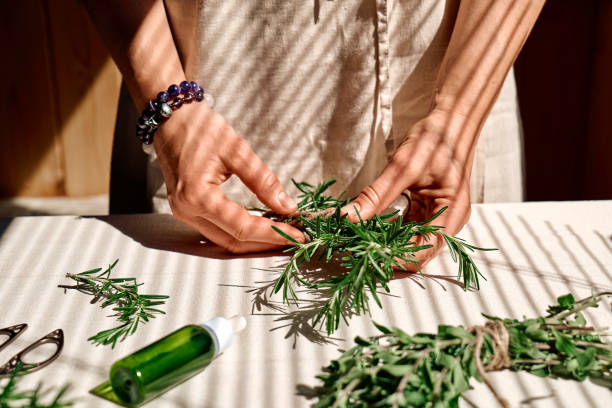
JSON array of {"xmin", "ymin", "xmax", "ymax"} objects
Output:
[
  {"xmin": 0, "ymin": 364, "xmax": 72, "ymax": 408},
  {"xmin": 58, "ymin": 260, "xmax": 169, "ymax": 348},
  {"xmin": 269, "ymin": 180, "xmax": 494, "ymax": 335},
  {"xmin": 310, "ymin": 292, "xmax": 612, "ymax": 408}
]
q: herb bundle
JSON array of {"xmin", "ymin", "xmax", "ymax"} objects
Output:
[
  {"xmin": 269, "ymin": 180, "xmax": 493, "ymax": 335},
  {"xmin": 58, "ymin": 260, "xmax": 169, "ymax": 348},
  {"xmin": 0, "ymin": 364, "xmax": 72, "ymax": 408},
  {"xmin": 309, "ymin": 292, "xmax": 612, "ymax": 408}
]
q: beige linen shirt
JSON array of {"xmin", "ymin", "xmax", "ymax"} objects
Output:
[{"xmin": 147, "ymin": 0, "xmax": 524, "ymax": 213}]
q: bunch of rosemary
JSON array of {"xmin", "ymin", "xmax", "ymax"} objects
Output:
[
  {"xmin": 0, "ymin": 364, "xmax": 72, "ymax": 408},
  {"xmin": 309, "ymin": 292, "xmax": 612, "ymax": 408},
  {"xmin": 58, "ymin": 260, "xmax": 169, "ymax": 348},
  {"xmin": 269, "ymin": 180, "xmax": 493, "ymax": 335}
]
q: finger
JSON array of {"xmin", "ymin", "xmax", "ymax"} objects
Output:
[
  {"xmin": 341, "ymin": 160, "xmax": 414, "ymax": 222},
  {"xmin": 186, "ymin": 216, "xmax": 285, "ymax": 254},
  {"xmin": 178, "ymin": 184, "xmax": 305, "ymax": 245},
  {"xmin": 223, "ymin": 137, "xmax": 297, "ymax": 214},
  {"xmin": 398, "ymin": 233, "xmax": 446, "ymax": 273},
  {"xmin": 400, "ymin": 194, "xmax": 471, "ymax": 273},
  {"xmin": 426, "ymin": 194, "xmax": 471, "ymax": 237}
]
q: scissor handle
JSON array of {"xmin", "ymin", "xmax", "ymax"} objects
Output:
[
  {"xmin": 0, "ymin": 323, "xmax": 28, "ymax": 353},
  {"xmin": 0, "ymin": 328, "xmax": 64, "ymax": 377}
]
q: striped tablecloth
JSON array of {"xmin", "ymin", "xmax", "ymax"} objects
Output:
[{"xmin": 1, "ymin": 201, "xmax": 611, "ymax": 407}]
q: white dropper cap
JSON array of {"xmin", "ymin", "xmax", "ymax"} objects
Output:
[{"xmin": 200, "ymin": 315, "xmax": 246, "ymax": 355}]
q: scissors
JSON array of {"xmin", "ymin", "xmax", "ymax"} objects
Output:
[{"xmin": 0, "ymin": 323, "xmax": 63, "ymax": 377}]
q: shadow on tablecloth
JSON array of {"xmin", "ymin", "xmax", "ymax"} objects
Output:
[{"xmin": 90, "ymin": 214, "xmax": 285, "ymax": 260}]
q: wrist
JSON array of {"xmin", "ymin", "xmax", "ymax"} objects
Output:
[
  {"xmin": 122, "ymin": 36, "xmax": 186, "ymax": 108},
  {"xmin": 137, "ymin": 80, "xmax": 214, "ymax": 145},
  {"xmin": 152, "ymin": 101, "xmax": 198, "ymax": 154},
  {"xmin": 418, "ymin": 108, "xmax": 480, "ymax": 167}
]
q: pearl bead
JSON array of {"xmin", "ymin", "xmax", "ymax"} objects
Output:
[{"xmin": 159, "ymin": 102, "xmax": 173, "ymax": 117}]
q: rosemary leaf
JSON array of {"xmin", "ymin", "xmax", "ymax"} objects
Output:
[{"xmin": 0, "ymin": 363, "xmax": 73, "ymax": 408}]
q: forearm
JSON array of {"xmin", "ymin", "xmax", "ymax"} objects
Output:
[
  {"xmin": 80, "ymin": 0, "xmax": 185, "ymax": 108},
  {"xmin": 432, "ymin": 0, "xmax": 545, "ymax": 163}
]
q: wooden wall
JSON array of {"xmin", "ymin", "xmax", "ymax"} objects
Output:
[
  {"xmin": 0, "ymin": 0, "xmax": 120, "ymax": 198},
  {"xmin": 1, "ymin": 1, "xmax": 610, "ymax": 202},
  {"xmin": 583, "ymin": 2, "xmax": 612, "ymax": 200},
  {"xmin": 515, "ymin": 0, "xmax": 612, "ymax": 201}
]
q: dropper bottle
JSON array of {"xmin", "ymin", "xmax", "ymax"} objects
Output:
[{"xmin": 109, "ymin": 315, "xmax": 246, "ymax": 406}]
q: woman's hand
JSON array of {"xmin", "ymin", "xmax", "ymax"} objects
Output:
[
  {"xmin": 342, "ymin": 0, "xmax": 545, "ymax": 271},
  {"xmin": 342, "ymin": 110, "xmax": 473, "ymax": 271},
  {"xmin": 80, "ymin": 1, "xmax": 305, "ymax": 254},
  {"xmin": 154, "ymin": 102, "xmax": 306, "ymax": 253}
]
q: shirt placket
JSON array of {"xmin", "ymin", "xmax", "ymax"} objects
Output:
[{"xmin": 375, "ymin": 0, "xmax": 395, "ymax": 158}]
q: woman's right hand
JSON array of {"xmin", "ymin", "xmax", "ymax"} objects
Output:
[
  {"xmin": 153, "ymin": 102, "xmax": 305, "ymax": 253},
  {"xmin": 80, "ymin": 1, "xmax": 302, "ymax": 253}
]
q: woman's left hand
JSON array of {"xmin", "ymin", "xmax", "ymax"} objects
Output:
[{"xmin": 342, "ymin": 110, "xmax": 474, "ymax": 271}]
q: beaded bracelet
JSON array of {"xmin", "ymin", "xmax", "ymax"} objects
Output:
[{"xmin": 136, "ymin": 81, "xmax": 214, "ymax": 144}]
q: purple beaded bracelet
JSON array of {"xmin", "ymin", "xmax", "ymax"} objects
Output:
[{"xmin": 136, "ymin": 81, "xmax": 214, "ymax": 144}]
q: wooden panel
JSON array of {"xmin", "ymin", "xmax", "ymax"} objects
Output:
[
  {"xmin": 514, "ymin": 1, "xmax": 598, "ymax": 201},
  {"xmin": 0, "ymin": 0, "xmax": 119, "ymax": 198},
  {"xmin": 0, "ymin": 2, "xmax": 63, "ymax": 197},
  {"xmin": 46, "ymin": 0, "xmax": 120, "ymax": 197},
  {"xmin": 583, "ymin": 2, "xmax": 612, "ymax": 199}
]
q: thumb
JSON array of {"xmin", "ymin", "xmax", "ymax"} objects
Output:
[
  {"xmin": 226, "ymin": 140, "xmax": 297, "ymax": 214},
  {"xmin": 244, "ymin": 168, "xmax": 297, "ymax": 214}
]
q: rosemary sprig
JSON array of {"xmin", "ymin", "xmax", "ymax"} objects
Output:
[
  {"xmin": 309, "ymin": 292, "xmax": 612, "ymax": 408},
  {"xmin": 0, "ymin": 364, "xmax": 73, "ymax": 408},
  {"xmin": 270, "ymin": 180, "xmax": 495, "ymax": 335},
  {"xmin": 293, "ymin": 179, "xmax": 349, "ymax": 212},
  {"xmin": 58, "ymin": 260, "xmax": 169, "ymax": 348}
]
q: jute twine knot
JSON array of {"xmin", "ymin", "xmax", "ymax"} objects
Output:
[{"xmin": 468, "ymin": 321, "xmax": 512, "ymax": 408}]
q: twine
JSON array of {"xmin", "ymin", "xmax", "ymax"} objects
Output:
[
  {"xmin": 263, "ymin": 208, "xmax": 338, "ymax": 227},
  {"xmin": 469, "ymin": 321, "xmax": 512, "ymax": 408}
]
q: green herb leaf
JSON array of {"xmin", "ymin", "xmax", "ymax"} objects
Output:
[{"xmin": 553, "ymin": 330, "xmax": 578, "ymax": 356}]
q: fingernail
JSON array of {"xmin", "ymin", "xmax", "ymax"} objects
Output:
[
  {"xmin": 278, "ymin": 191, "xmax": 296, "ymax": 210},
  {"xmin": 341, "ymin": 203, "xmax": 356, "ymax": 213},
  {"xmin": 294, "ymin": 231, "xmax": 306, "ymax": 243},
  {"xmin": 282, "ymin": 228, "xmax": 305, "ymax": 244},
  {"xmin": 341, "ymin": 203, "xmax": 360, "ymax": 221}
]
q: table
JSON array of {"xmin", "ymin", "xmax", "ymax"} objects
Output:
[{"xmin": 1, "ymin": 201, "xmax": 611, "ymax": 407}]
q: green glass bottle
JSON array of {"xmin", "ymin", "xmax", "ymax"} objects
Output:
[{"xmin": 109, "ymin": 316, "xmax": 246, "ymax": 406}]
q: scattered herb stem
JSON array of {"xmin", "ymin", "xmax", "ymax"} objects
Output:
[
  {"xmin": 310, "ymin": 292, "xmax": 612, "ymax": 407},
  {"xmin": 0, "ymin": 364, "xmax": 73, "ymax": 408},
  {"xmin": 58, "ymin": 260, "xmax": 169, "ymax": 348},
  {"xmin": 267, "ymin": 179, "xmax": 495, "ymax": 335}
]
